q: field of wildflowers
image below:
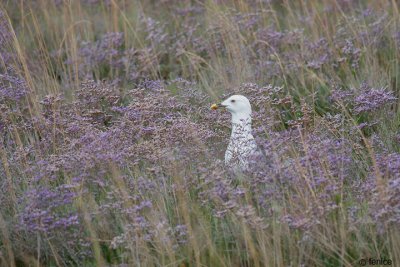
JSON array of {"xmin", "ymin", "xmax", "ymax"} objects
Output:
[{"xmin": 1, "ymin": 0, "xmax": 400, "ymax": 266}]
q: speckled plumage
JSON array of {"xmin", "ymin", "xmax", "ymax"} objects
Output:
[{"xmin": 219, "ymin": 95, "xmax": 260, "ymax": 170}]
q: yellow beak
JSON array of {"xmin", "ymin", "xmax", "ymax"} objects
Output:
[{"xmin": 211, "ymin": 104, "xmax": 219, "ymax": 110}]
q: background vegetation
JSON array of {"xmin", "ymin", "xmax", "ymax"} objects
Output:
[{"xmin": 1, "ymin": 0, "xmax": 400, "ymax": 266}]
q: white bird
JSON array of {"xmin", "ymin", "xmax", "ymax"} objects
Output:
[{"xmin": 211, "ymin": 95, "xmax": 260, "ymax": 170}]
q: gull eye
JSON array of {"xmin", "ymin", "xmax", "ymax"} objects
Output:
[{"xmin": 231, "ymin": 99, "xmax": 236, "ymax": 103}]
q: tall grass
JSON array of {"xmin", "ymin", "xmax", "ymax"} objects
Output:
[{"xmin": 1, "ymin": 0, "xmax": 400, "ymax": 266}]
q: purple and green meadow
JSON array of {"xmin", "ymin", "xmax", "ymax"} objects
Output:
[{"xmin": 0, "ymin": 0, "xmax": 400, "ymax": 266}]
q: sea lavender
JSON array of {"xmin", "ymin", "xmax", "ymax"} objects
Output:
[{"xmin": 353, "ymin": 86, "xmax": 396, "ymax": 114}]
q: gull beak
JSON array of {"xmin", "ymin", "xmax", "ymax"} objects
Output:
[{"xmin": 211, "ymin": 103, "xmax": 225, "ymax": 110}]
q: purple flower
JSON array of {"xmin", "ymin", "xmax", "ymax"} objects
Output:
[
  {"xmin": 0, "ymin": 68, "xmax": 29, "ymax": 102},
  {"xmin": 354, "ymin": 87, "xmax": 397, "ymax": 114}
]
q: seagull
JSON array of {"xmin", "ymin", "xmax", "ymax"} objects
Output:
[{"xmin": 211, "ymin": 95, "xmax": 260, "ymax": 170}]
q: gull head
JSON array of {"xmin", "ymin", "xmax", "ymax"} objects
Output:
[{"xmin": 211, "ymin": 95, "xmax": 252, "ymax": 123}]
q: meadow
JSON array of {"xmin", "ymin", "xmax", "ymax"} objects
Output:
[{"xmin": 0, "ymin": 0, "xmax": 400, "ymax": 266}]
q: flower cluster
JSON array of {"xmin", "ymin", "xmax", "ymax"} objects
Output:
[{"xmin": 353, "ymin": 87, "xmax": 397, "ymax": 114}]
